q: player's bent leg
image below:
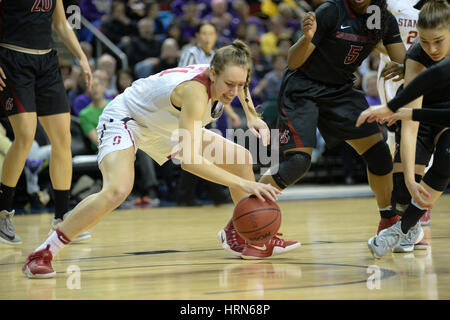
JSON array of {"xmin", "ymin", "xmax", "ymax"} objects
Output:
[
  {"xmin": 259, "ymin": 147, "xmax": 313, "ymax": 190},
  {"xmin": 202, "ymin": 131, "xmax": 300, "ymax": 258},
  {"xmin": 347, "ymin": 134, "xmax": 395, "ymax": 234},
  {"xmin": 22, "ymin": 148, "xmax": 136, "ymax": 279}
]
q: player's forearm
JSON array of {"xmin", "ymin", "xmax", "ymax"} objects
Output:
[
  {"xmin": 181, "ymin": 159, "xmax": 244, "ymax": 189},
  {"xmin": 54, "ymin": 22, "xmax": 87, "ymax": 62},
  {"xmin": 287, "ymin": 36, "xmax": 314, "ymax": 70},
  {"xmin": 400, "ymin": 120, "xmax": 419, "ymax": 186}
]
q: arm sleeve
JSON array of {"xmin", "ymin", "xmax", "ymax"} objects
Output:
[
  {"xmin": 311, "ymin": 2, "xmax": 339, "ymax": 46},
  {"xmin": 388, "ymin": 57, "xmax": 450, "ymax": 111},
  {"xmin": 382, "ymin": 12, "xmax": 402, "ymax": 46},
  {"xmin": 412, "ymin": 108, "xmax": 450, "ymax": 127}
]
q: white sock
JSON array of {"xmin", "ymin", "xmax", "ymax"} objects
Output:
[
  {"xmin": 378, "ymin": 205, "xmax": 392, "ymax": 211},
  {"xmin": 34, "ymin": 230, "xmax": 70, "ymax": 256},
  {"xmin": 411, "ymin": 198, "xmax": 426, "ymax": 210}
]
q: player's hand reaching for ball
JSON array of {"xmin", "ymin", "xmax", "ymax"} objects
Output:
[
  {"xmin": 240, "ymin": 180, "xmax": 281, "ymax": 203},
  {"xmin": 302, "ymin": 13, "xmax": 317, "ymax": 40}
]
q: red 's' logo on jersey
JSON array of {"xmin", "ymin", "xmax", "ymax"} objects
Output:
[
  {"xmin": 5, "ymin": 98, "xmax": 14, "ymax": 111},
  {"xmin": 279, "ymin": 129, "xmax": 290, "ymax": 144},
  {"xmin": 113, "ymin": 136, "xmax": 122, "ymax": 145}
]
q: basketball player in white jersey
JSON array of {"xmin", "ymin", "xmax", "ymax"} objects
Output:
[
  {"xmin": 22, "ymin": 40, "xmax": 300, "ymax": 278},
  {"xmin": 378, "ymin": 0, "xmax": 420, "ymax": 105},
  {"xmin": 379, "ymin": 1, "xmax": 433, "ymax": 231}
]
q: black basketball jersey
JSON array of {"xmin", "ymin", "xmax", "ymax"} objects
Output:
[
  {"xmin": 406, "ymin": 42, "xmax": 450, "ymax": 105},
  {"xmin": 0, "ymin": 0, "xmax": 56, "ymax": 50},
  {"xmin": 298, "ymin": 0, "xmax": 402, "ymax": 85}
]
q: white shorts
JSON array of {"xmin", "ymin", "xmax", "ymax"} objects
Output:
[{"xmin": 96, "ymin": 99, "xmax": 181, "ymax": 166}]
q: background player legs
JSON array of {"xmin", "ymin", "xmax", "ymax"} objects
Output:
[
  {"xmin": 38, "ymin": 113, "xmax": 72, "ymax": 191},
  {"xmin": 346, "ymin": 133, "xmax": 392, "ymax": 209},
  {"xmin": 58, "ymin": 147, "xmax": 135, "ymax": 240},
  {"xmin": 1, "ymin": 113, "xmax": 37, "ymax": 187},
  {"xmin": 259, "ymin": 147, "xmax": 314, "ymax": 191},
  {"xmin": 39, "ymin": 113, "xmax": 73, "ymax": 221}
]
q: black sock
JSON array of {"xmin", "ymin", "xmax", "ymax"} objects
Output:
[
  {"xmin": 0, "ymin": 183, "xmax": 16, "ymax": 211},
  {"xmin": 379, "ymin": 206, "xmax": 396, "ymax": 219},
  {"xmin": 53, "ymin": 189, "xmax": 70, "ymax": 220},
  {"xmin": 400, "ymin": 201, "xmax": 426, "ymax": 234}
]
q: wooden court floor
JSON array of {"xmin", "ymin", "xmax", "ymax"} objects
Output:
[{"xmin": 1, "ymin": 195, "xmax": 449, "ymax": 300}]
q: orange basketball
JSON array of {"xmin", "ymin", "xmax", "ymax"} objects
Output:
[{"xmin": 232, "ymin": 195, "xmax": 281, "ymax": 243}]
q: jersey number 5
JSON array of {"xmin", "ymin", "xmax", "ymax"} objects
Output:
[
  {"xmin": 344, "ymin": 45, "xmax": 363, "ymax": 65},
  {"xmin": 31, "ymin": 0, "xmax": 53, "ymax": 12}
]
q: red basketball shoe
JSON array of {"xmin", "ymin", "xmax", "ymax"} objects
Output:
[
  {"xmin": 218, "ymin": 219, "xmax": 246, "ymax": 256},
  {"xmin": 377, "ymin": 215, "xmax": 401, "ymax": 235},
  {"xmin": 240, "ymin": 234, "xmax": 301, "ymax": 260},
  {"xmin": 22, "ymin": 245, "xmax": 56, "ymax": 279},
  {"xmin": 420, "ymin": 210, "xmax": 431, "ymax": 226}
]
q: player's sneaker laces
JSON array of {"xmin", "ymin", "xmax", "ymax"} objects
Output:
[
  {"xmin": 377, "ymin": 215, "xmax": 401, "ymax": 235},
  {"xmin": 240, "ymin": 234, "xmax": 301, "ymax": 260},
  {"xmin": 22, "ymin": 244, "xmax": 56, "ymax": 279},
  {"xmin": 0, "ymin": 209, "xmax": 22, "ymax": 245},
  {"xmin": 49, "ymin": 212, "xmax": 91, "ymax": 243},
  {"xmin": 218, "ymin": 219, "xmax": 246, "ymax": 256},
  {"xmin": 392, "ymin": 221, "xmax": 424, "ymax": 253},
  {"xmin": 368, "ymin": 221, "xmax": 406, "ymax": 258}
]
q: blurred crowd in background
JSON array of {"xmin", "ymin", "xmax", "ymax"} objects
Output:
[{"xmin": 0, "ymin": 0, "xmax": 385, "ymax": 212}]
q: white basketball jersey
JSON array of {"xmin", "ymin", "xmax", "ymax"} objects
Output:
[
  {"xmin": 99, "ymin": 64, "xmax": 224, "ymax": 165},
  {"xmin": 378, "ymin": 0, "xmax": 420, "ymax": 103},
  {"xmin": 119, "ymin": 64, "xmax": 223, "ymax": 127}
]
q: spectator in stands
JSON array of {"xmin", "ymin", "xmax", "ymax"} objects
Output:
[
  {"xmin": 116, "ymin": 69, "xmax": 135, "ymax": 94},
  {"xmin": 230, "ymin": 0, "xmax": 265, "ymax": 39},
  {"xmin": 252, "ymin": 53, "xmax": 287, "ymax": 130},
  {"xmin": 167, "ymin": 22, "xmax": 189, "ymax": 51},
  {"xmin": 79, "ymin": 0, "xmax": 113, "ymax": 43},
  {"xmin": 97, "ymin": 53, "xmax": 119, "ymax": 97},
  {"xmin": 100, "ymin": 0, "xmax": 137, "ymax": 49},
  {"xmin": 79, "ymin": 71, "xmax": 113, "ymax": 151},
  {"xmin": 204, "ymin": 0, "xmax": 234, "ymax": 47},
  {"xmin": 125, "ymin": 17, "xmax": 162, "ymax": 78},
  {"xmin": 73, "ymin": 69, "xmax": 111, "ymax": 116},
  {"xmin": 176, "ymin": 1, "xmax": 201, "ymax": 45},
  {"xmin": 155, "ymin": 38, "xmax": 180, "ymax": 73},
  {"xmin": 248, "ymin": 38, "xmax": 272, "ymax": 80},
  {"xmin": 260, "ymin": 14, "xmax": 290, "ymax": 57},
  {"xmin": 145, "ymin": 0, "xmax": 166, "ymax": 39}
]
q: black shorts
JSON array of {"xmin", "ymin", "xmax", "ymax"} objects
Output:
[
  {"xmin": 0, "ymin": 46, "xmax": 69, "ymax": 117},
  {"xmin": 393, "ymin": 117, "xmax": 447, "ymax": 166},
  {"xmin": 276, "ymin": 70, "xmax": 380, "ymax": 152}
]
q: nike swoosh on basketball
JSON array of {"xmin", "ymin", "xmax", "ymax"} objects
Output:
[
  {"xmin": 249, "ymin": 244, "xmax": 267, "ymax": 251},
  {"xmin": 340, "ymin": 25, "xmax": 351, "ymax": 29}
]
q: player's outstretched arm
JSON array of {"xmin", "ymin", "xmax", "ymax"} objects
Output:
[{"xmin": 52, "ymin": 0, "xmax": 92, "ymax": 90}]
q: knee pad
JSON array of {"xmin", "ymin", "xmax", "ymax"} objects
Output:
[
  {"xmin": 423, "ymin": 130, "xmax": 450, "ymax": 191},
  {"xmin": 271, "ymin": 151, "xmax": 311, "ymax": 189},
  {"xmin": 361, "ymin": 140, "xmax": 393, "ymax": 176}
]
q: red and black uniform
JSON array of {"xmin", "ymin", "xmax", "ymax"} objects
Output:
[
  {"xmin": 0, "ymin": 0, "xmax": 69, "ymax": 116},
  {"xmin": 393, "ymin": 42, "xmax": 450, "ymax": 166},
  {"xmin": 277, "ymin": 0, "xmax": 402, "ymax": 151}
]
